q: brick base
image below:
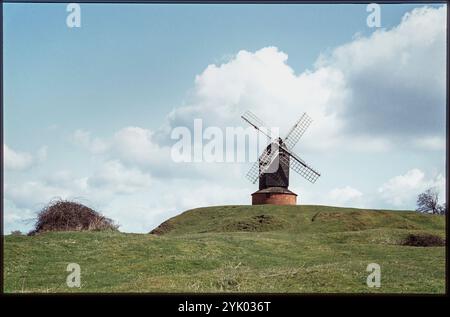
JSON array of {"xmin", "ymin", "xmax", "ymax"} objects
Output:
[{"xmin": 252, "ymin": 192, "xmax": 297, "ymax": 205}]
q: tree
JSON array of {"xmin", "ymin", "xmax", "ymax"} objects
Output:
[{"xmin": 416, "ymin": 188, "xmax": 444, "ymax": 214}]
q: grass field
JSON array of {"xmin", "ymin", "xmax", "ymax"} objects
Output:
[{"xmin": 3, "ymin": 205, "xmax": 446, "ymax": 293}]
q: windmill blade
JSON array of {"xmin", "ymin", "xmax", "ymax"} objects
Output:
[
  {"xmin": 241, "ymin": 110, "xmax": 274, "ymax": 140},
  {"xmin": 283, "ymin": 112, "xmax": 312, "ymax": 149},
  {"xmin": 246, "ymin": 161, "xmax": 260, "ymax": 184},
  {"xmin": 280, "ymin": 149, "xmax": 321, "ymax": 183},
  {"xmin": 245, "ymin": 144, "xmax": 280, "ymax": 183}
]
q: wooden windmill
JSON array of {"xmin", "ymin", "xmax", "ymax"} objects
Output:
[{"xmin": 241, "ymin": 111, "xmax": 321, "ymax": 205}]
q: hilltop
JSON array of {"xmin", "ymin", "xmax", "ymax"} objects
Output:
[
  {"xmin": 149, "ymin": 204, "xmax": 444, "ymax": 235},
  {"xmin": 4, "ymin": 205, "xmax": 446, "ymax": 293}
]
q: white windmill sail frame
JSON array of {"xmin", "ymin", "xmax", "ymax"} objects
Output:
[{"xmin": 283, "ymin": 112, "xmax": 313, "ymax": 150}]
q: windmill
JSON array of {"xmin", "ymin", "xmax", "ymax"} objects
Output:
[{"xmin": 241, "ymin": 110, "xmax": 321, "ymax": 205}]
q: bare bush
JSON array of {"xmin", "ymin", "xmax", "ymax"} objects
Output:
[
  {"xmin": 28, "ymin": 199, "xmax": 118, "ymax": 235},
  {"xmin": 402, "ymin": 234, "xmax": 445, "ymax": 247}
]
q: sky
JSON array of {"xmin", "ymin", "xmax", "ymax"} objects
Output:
[{"xmin": 3, "ymin": 3, "xmax": 447, "ymax": 233}]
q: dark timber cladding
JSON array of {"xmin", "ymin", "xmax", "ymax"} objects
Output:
[
  {"xmin": 259, "ymin": 141, "xmax": 290, "ymax": 189},
  {"xmin": 241, "ymin": 110, "xmax": 321, "ymax": 206}
]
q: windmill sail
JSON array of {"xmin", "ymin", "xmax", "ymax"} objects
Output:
[
  {"xmin": 246, "ymin": 144, "xmax": 280, "ymax": 183},
  {"xmin": 283, "ymin": 112, "xmax": 312, "ymax": 149},
  {"xmin": 279, "ymin": 149, "xmax": 320, "ymax": 183},
  {"xmin": 246, "ymin": 161, "xmax": 261, "ymax": 184},
  {"xmin": 241, "ymin": 110, "xmax": 274, "ymax": 140}
]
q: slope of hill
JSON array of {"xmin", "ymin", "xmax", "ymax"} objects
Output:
[{"xmin": 3, "ymin": 205, "xmax": 446, "ymax": 293}]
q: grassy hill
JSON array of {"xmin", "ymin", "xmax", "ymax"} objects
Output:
[{"xmin": 3, "ymin": 205, "xmax": 446, "ymax": 293}]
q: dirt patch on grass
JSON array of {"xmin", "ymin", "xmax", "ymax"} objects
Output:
[
  {"xmin": 223, "ymin": 214, "xmax": 285, "ymax": 232},
  {"xmin": 29, "ymin": 200, "xmax": 118, "ymax": 235},
  {"xmin": 311, "ymin": 211, "xmax": 372, "ymax": 230},
  {"xmin": 312, "ymin": 211, "xmax": 418, "ymax": 231},
  {"xmin": 402, "ymin": 234, "xmax": 445, "ymax": 247},
  {"xmin": 149, "ymin": 220, "xmax": 175, "ymax": 235}
]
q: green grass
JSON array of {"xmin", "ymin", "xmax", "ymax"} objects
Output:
[{"xmin": 3, "ymin": 205, "xmax": 446, "ymax": 293}]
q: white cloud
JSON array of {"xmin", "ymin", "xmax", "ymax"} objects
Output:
[
  {"xmin": 73, "ymin": 127, "xmax": 166, "ymax": 165},
  {"xmin": 72, "ymin": 126, "xmax": 234, "ymax": 181},
  {"xmin": 318, "ymin": 6, "xmax": 446, "ymax": 137},
  {"xmin": 328, "ymin": 186, "xmax": 364, "ymax": 207},
  {"xmin": 159, "ymin": 6, "xmax": 445, "ymax": 154},
  {"xmin": 71, "ymin": 6, "xmax": 446, "ymax": 182},
  {"xmin": 413, "ymin": 136, "xmax": 446, "ymax": 151},
  {"xmin": 3, "ymin": 199, "xmax": 36, "ymax": 234},
  {"xmin": 5, "ymin": 180, "xmax": 75, "ymax": 209},
  {"xmin": 111, "ymin": 127, "xmax": 168, "ymax": 167},
  {"xmin": 4, "ymin": 160, "xmax": 151, "ymax": 210},
  {"xmin": 72, "ymin": 129, "xmax": 110, "ymax": 154},
  {"xmin": 4, "ymin": 144, "xmax": 34, "ymax": 171},
  {"xmin": 378, "ymin": 168, "xmax": 445, "ymax": 207},
  {"xmin": 159, "ymin": 46, "xmax": 349, "ymax": 153},
  {"xmin": 88, "ymin": 160, "xmax": 151, "ymax": 194},
  {"xmin": 4, "ymin": 144, "xmax": 49, "ymax": 171}
]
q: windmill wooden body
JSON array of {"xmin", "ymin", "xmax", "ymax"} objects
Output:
[{"xmin": 241, "ymin": 111, "xmax": 321, "ymax": 205}]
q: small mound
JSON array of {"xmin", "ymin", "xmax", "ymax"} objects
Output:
[
  {"xmin": 149, "ymin": 220, "xmax": 174, "ymax": 235},
  {"xmin": 222, "ymin": 214, "xmax": 285, "ymax": 232},
  {"xmin": 402, "ymin": 234, "xmax": 445, "ymax": 247},
  {"xmin": 29, "ymin": 200, "xmax": 118, "ymax": 235}
]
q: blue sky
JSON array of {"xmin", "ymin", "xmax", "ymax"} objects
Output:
[{"xmin": 3, "ymin": 3, "xmax": 447, "ymax": 233}]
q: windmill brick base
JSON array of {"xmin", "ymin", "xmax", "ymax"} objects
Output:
[{"xmin": 251, "ymin": 187, "xmax": 297, "ymax": 205}]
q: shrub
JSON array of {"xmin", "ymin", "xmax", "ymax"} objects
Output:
[
  {"xmin": 402, "ymin": 233, "xmax": 445, "ymax": 247},
  {"xmin": 28, "ymin": 199, "xmax": 118, "ymax": 235}
]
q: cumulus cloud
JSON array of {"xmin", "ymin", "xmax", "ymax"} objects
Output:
[
  {"xmin": 328, "ymin": 186, "xmax": 364, "ymax": 207},
  {"xmin": 157, "ymin": 46, "xmax": 348, "ymax": 153},
  {"xmin": 157, "ymin": 6, "xmax": 445, "ymax": 155},
  {"xmin": 378, "ymin": 168, "xmax": 445, "ymax": 207},
  {"xmin": 88, "ymin": 160, "xmax": 151, "ymax": 194},
  {"xmin": 72, "ymin": 6, "xmax": 446, "ymax": 178},
  {"xmin": 110, "ymin": 127, "xmax": 169, "ymax": 168},
  {"xmin": 4, "ymin": 160, "xmax": 152, "ymax": 210},
  {"xmin": 4, "ymin": 144, "xmax": 34, "ymax": 171},
  {"xmin": 318, "ymin": 6, "xmax": 446, "ymax": 137},
  {"xmin": 5, "ymin": 180, "xmax": 75, "ymax": 210},
  {"xmin": 72, "ymin": 127, "xmax": 167, "ymax": 166},
  {"xmin": 72, "ymin": 129, "xmax": 110, "ymax": 154},
  {"xmin": 72, "ymin": 125, "xmax": 245, "ymax": 181},
  {"xmin": 4, "ymin": 144, "xmax": 49, "ymax": 171}
]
